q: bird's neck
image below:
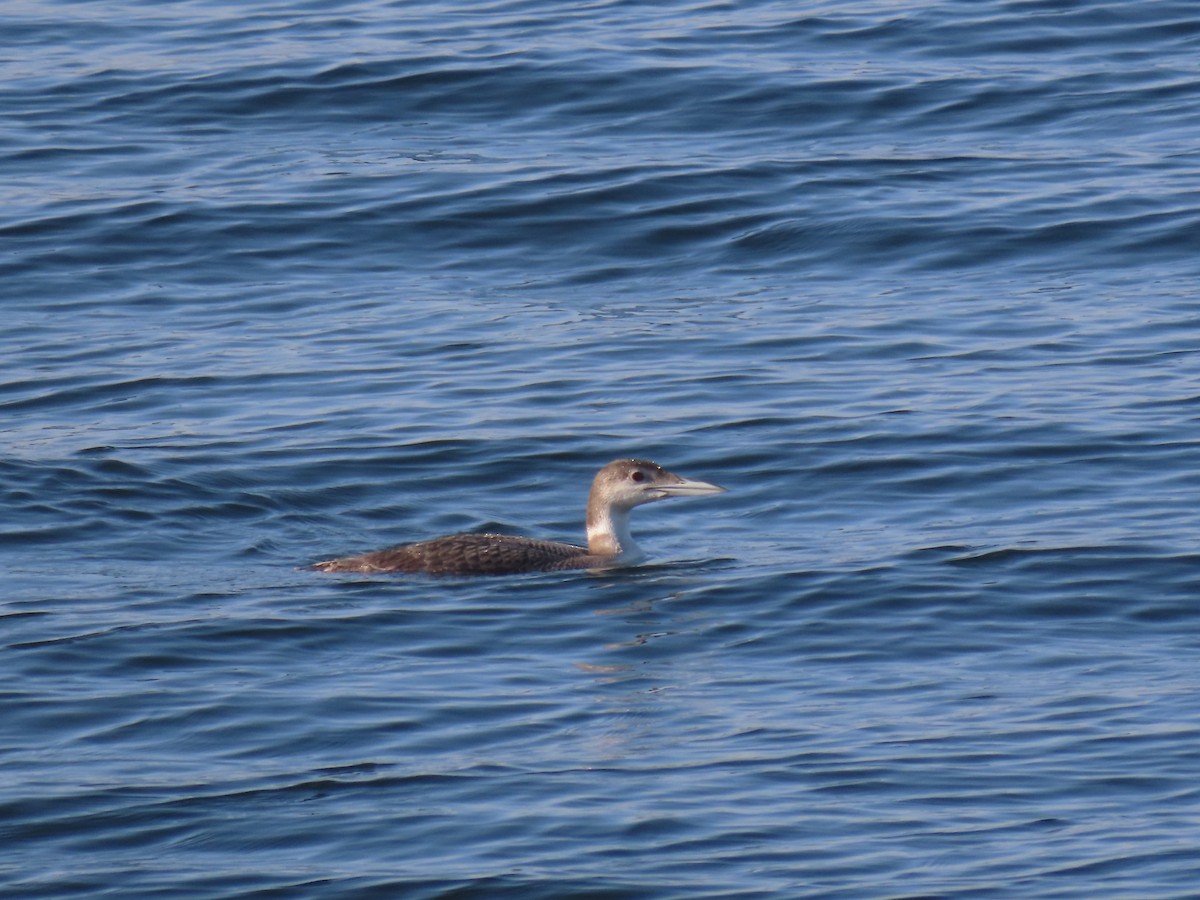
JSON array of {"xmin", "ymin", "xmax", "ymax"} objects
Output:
[{"xmin": 586, "ymin": 502, "xmax": 643, "ymax": 562}]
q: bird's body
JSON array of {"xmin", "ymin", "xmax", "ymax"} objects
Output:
[
  {"xmin": 309, "ymin": 458, "xmax": 724, "ymax": 576},
  {"xmin": 312, "ymin": 533, "xmax": 594, "ymax": 576}
]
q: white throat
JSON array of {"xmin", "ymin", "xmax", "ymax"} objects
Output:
[{"xmin": 586, "ymin": 505, "xmax": 644, "ymax": 562}]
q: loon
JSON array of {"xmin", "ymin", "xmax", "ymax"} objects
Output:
[{"xmin": 309, "ymin": 458, "xmax": 726, "ymax": 576}]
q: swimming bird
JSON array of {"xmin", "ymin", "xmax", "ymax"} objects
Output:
[{"xmin": 309, "ymin": 458, "xmax": 726, "ymax": 576}]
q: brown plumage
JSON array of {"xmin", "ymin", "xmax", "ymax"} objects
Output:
[
  {"xmin": 309, "ymin": 458, "xmax": 725, "ymax": 576},
  {"xmin": 311, "ymin": 533, "xmax": 593, "ymax": 576}
]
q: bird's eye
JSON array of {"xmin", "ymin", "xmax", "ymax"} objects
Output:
[{"xmin": 630, "ymin": 470, "xmax": 645, "ymax": 482}]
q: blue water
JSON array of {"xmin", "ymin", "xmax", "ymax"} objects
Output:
[{"xmin": 5, "ymin": 0, "xmax": 1200, "ymax": 896}]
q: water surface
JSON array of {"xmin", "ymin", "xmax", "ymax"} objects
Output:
[{"xmin": 4, "ymin": 1, "xmax": 1200, "ymax": 897}]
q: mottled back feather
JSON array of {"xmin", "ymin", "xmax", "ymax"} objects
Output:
[{"xmin": 310, "ymin": 533, "xmax": 596, "ymax": 576}]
